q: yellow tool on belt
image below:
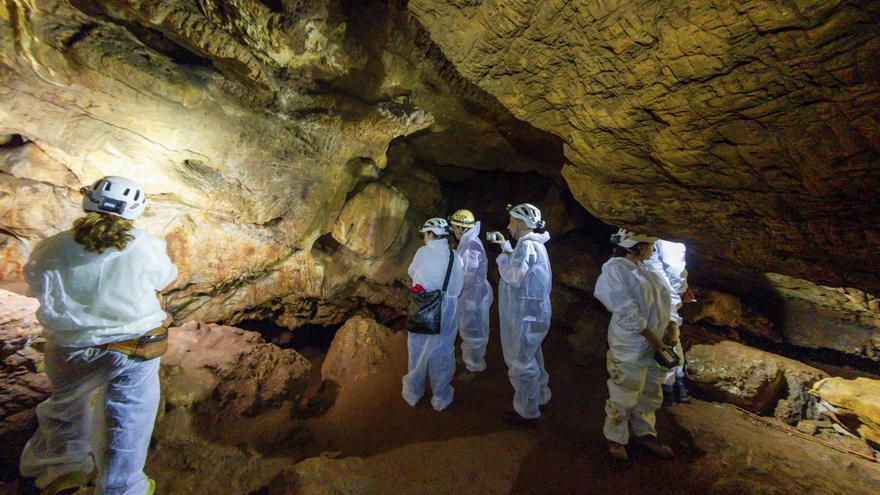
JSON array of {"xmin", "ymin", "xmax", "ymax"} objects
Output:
[{"xmin": 103, "ymin": 327, "xmax": 168, "ymax": 360}]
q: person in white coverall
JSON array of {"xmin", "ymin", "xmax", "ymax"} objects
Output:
[
  {"xmin": 488, "ymin": 204, "xmax": 552, "ymax": 426},
  {"xmin": 645, "ymin": 240, "xmax": 692, "ymax": 405},
  {"xmin": 403, "ymin": 218, "xmax": 465, "ymax": 411},
  {"xmin": 449, "ymin": 209, "xmax": 494, "ymax": 382},
  {"xmin": 20, "ymin": 177, "xmax": 176, "ymax": 495},
  {"xmin": 594, "ymin": 229, "xmax": 679, "ymax": 462}
]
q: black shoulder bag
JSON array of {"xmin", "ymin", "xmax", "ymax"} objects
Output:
[{"xmin": 406, "ymin": 249, "xmax": 454, "ymax": 335}]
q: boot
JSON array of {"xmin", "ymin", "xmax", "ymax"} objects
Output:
[
  {"xmin": 661, "ymin": 384, "xmax": 675, "ymax": 407},
  {"xmin": 633, "ymin": 435, "xmax": 674, "ymax": 459},
  {"xmin": 41, "ymin": 469, "xmax": 95, "ymax": 495},
  {"xmin": 501, "ymin": 409, "xmax": 539, "ymax": 427},
  {"xmin": 608, "ymin": 441, "xmax": 629, "ymax": 462},
  {"xmin": 673, "ymin": 378, "xmax": 691, "ymax": 404},
  {"xmin": 457, "ymin": 370, "xmax": 479, "ymax": 382}
]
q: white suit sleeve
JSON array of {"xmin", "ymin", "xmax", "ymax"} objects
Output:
[
  {"xmin": 497, "ymin": 242, "xmax": 531, "ymax": 289},
  {"xmin": 142, "ymin": 236, "xmax": 178, "ymax": 290},
  {"xmin": 594, "ymin": 262, "xmax": 648, "ymax": 333},
  {"xmin": 656, "ymin": 241, "xmax": 688, "ymax": 294},
  {"xmin": 408, "ymin": 247, "xmax": 426, "ymax": 286},
  {"xmin": 461, "ymin": 247, "xmax": 481, "ymax": 289}
]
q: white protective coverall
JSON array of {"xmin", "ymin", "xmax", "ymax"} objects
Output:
[
  {"xmin": 20, "ymin": 229, "xmax": 177, "ymax": 494},
  {"xmin": 456, "ymin": 221, "xmax": 494, "ymax": 372},
  {"xmin": 645, "ymin": 240, "xmax": 688, "ymax": 385},
  {"xmin": 403, "ymin": 238, "xmax": 465, "ymax": 411},
  {"xmin": 497, "ymin": 231, "xmax": 552, "ymax": 419},
  {"xmin": 594, "ymin": 256, "xmax": 681, "ymax": 444}
]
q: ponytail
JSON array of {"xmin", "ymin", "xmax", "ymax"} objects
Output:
[{"xmin": 73, "ymin": 212, "xmax": 135, "ymax": 253}]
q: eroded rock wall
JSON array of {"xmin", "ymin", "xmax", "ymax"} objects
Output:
[
  {"xmin": 0, "ymin": 0, "xmax": 561, "ymax": 328},
  {"xmin": 409, "ymin": 0, "xmax": 880, "ymax": 293}
]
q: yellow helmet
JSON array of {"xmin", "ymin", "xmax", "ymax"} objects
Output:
[{"xmin": 449, "ymin": 209, "xmax": 476, "ymax": 228}]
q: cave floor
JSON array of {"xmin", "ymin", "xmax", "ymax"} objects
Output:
[{"xmin": 305, "ymin": 324, "xmax": 880, "ymax": 495}]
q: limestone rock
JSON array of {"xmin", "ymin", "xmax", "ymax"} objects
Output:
[
  {"xmin": 0, "ymin": 290, "xmax": 49, "ymax": 475},
  {"xmin": 161, "ymin": 321, "xmax": 310, "ymax": 433},
  {"xmin": 682, "ymin": 288, "xmax": 743, "ymax": 328},
  {"xmin": 687, "ymin": 340, "xmax": 827, "ymax": 422},
  {"xmin": 811, "ymin": 377, "xmax": 880, "ymax": 449},
  {"xmin": 321, "ymin": 316, "xmax": 394, "ymax": 385},
  {"xmin": 409, "ymin": 0, "xmax": 880, "ymax": 294},
  {"xmin": 765, "ymin": 273, "xmax": 880, "ymax": 360},
  {"xmin": 268, "ymin": 454, "xmax": 377, "ymax": 495},
  {"xmin": 0, "ymin": 0, "xmax": 435, "ymax": 333},
  {"xmin": 332, "ymin": 183, "xmax": 410, "ymax": 258}
]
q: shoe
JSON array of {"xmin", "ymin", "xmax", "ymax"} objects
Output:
[
  {"xmin": 633, "ymin": 435, "xmax": 674, "ymax": 458},
  {"xmin": 41, "ymin": 471, "xmax": 94, "ymax": 495},
  {"xmin": 501, "ymin": 409, "xmax": 538, "ymax": 427},
  {"xmin": 661, "ymin": 384, "xmax": 675, "ymax": 407},
  {"xmin": 457, "ymin": 370, "xmax": 479, "ymax": 382},
  {"xmin": 673, "ymin": 379, "xmax": 691, "ymax": 404},
  {"xmin": 608, "ymin": 441, "xmax": 629, "ymax": 462}
]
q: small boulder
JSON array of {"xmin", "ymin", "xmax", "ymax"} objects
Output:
[
  {"xmin": 268, "ymin": 454, "xmax": 377, "ymax": 495},
  {"xmin": 681, "ymin": 288, "xmax": 743, "ymax": 328},
  {"xmin": 321, "ymin": 316, "xmax": 393, "ymax": 385},
  {"xmin": 687, "ymin": 340, "xmax": 827, "ymax": 422},
  {"xmin": 810, "ymin": 377, "xmax": 880, "ymax": 449}
]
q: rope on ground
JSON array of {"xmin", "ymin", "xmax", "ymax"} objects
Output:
[{"xmin": 731, "ymin": 405, "xmax": 879, "ymax": 464}]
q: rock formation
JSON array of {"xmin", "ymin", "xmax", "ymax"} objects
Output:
[
  {"xmin": 0, "ymin": 0, "xmax": 555, "ymax": 332},
  {"xmin": 321, "ymin": 316, "xmax": 395, "ymax": 386},
  {"xmin": 408, "ymin": 0, "xmax": 880, "ymax": 294},
  {"xmin": 687, "ymin": 340, "xmax": 828, "ymax": 422},
  {"xmin": 811, "ymin": 376, "xmax": 880, "ymax": 449}
]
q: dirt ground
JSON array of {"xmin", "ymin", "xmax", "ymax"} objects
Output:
[
  {"xmin": 4, "ymin": 314, "xmax": 878, "ymax": 495},
  {"xmin": 305, "ymin": 326, "xmax": 880, "ymax": 495}
]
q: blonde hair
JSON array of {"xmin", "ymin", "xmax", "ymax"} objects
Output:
[{"xmin": 73, "ymin": 212, "xmax": 134, "ymax": 253}]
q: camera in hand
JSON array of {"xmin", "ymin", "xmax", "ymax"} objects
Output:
[
  {"xmin": 485, "ymin": 231, "xmax": 501, "ymax": 242},
  {"xmin": 653, "ymin": 345, "xmax": 682, "ymax": 369}
]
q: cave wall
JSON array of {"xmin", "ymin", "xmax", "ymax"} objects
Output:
[
  {"xmin": 408, "ymin": 0, "xmax": 880, "ymax": 294},
  {"xmin": 0, "ymin": 0, "xmax": 558, "ymax": 328}
]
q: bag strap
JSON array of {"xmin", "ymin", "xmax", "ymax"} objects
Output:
[{"xmin": 442, "ymin": 248, "xmax": 453, "ymax": 292}]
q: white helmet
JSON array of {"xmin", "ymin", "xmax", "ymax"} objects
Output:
[
  {"xmin": 508, "ymin": 203, "xmax": 545, "ymax": 229},
  {"xmin": 610, "ymin": 228, "xmax": 658, "ymax": 249},
  {"xmin": 419, "ymin": 217, "xmax": 451, "ymax": 236},
  {"xmin": 80, "ymin": 176, "xmax": 147, "ymax": 220}
]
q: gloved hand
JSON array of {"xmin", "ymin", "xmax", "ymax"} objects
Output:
[
  {"xmin": 642, "ymin": 328, "xmax": 664, "ymax": 353},
  {"xmin": 488, "ymin": 232, "xmax": 506, "ymax": 245},
  {"xmin": 663, "ymin": 323, "xmax": 680, "ymax": 345}
]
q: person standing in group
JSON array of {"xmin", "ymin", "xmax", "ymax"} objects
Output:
[
  {"xmin": 403, "ymin": 218, "xmax": 465, "ymax": 411},
  {"xmin": 487, "ymin": 204, "xmax": 552, "ymax": 427},
  {"xmin": 645, "ymin": 239, "xmax": 694, "ymax": 406},
  {"xmin": 449, "ymin": 209, "xmax": 494, "ymax": 383},
  {"xmin": 594, "ymin": 229, "xmax": 680, "ymax": 462},
  {"xmin": 20, "ymin": 176, "xmax": 177, "ymax": 495}
]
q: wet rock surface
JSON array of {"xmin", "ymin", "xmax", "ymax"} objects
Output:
[{"xmin": 687, "ymin": 340, "xmax": 828, "ymax": 422}]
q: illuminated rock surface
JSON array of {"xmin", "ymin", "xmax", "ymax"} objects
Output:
[{"xmin": 409, "ymin": 0, "xmax": 880, "ymax": 293}]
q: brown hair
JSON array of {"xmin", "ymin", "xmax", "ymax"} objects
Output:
[{"xmin": 73, "ymin": 212, "xmax": 134, "ymax": 253}]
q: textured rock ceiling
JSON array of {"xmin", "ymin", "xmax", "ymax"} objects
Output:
[
  {"xmin": 1, "ymin": 0, "xmax": 878, "ymax": 330},
  {"xmin": 409, "ymin": 0, "xmax": 880, "ymax": 293}
]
